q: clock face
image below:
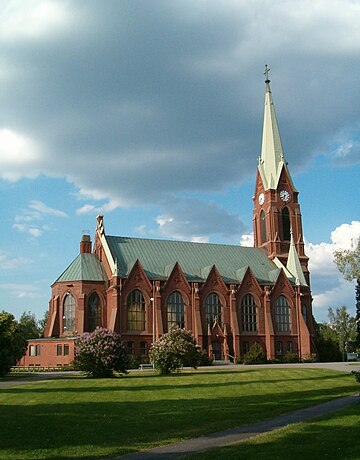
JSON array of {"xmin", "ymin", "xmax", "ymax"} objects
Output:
[
  {"xmin": 258, "ymin": 193, "xmax": 265, "ymax": 205},
  {"xmin": 279, "ymin": 190, "xmax": 290, "ymax": 202}
]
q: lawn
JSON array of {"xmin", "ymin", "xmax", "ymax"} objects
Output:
[
  {"xmin": 0, "ymin": 368, "xmax": 358, "ymax": 459},
  {"xmin": 188, "ymin": 401, "xmax": 360, "ymax": 459}
]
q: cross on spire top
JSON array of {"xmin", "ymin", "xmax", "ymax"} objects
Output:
[{"xmin": 264, "ymin": 64, "xmax": 270, "ymax": 82}]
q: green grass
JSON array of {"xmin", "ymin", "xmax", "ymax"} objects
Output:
[
  {"xmin": 188, "ymin": 402, "xmax": 360, "ymax": 459},
  {"xmin": 0, "ymin": 368, "xmax": 358, "ymax": 459}
]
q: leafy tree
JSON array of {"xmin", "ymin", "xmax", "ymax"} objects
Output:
[
  {"xmin": 0, "ymin": 311, "xmax": 27, "ymax": 376},
  {"xmin": 328, "ymin": 306, "xmax": 357, "ymax": 355},
  {"xmin": 38, "ymin": 310, "xmax": 49, "ymax": 336},
  {"xmin": 19, "ymin": 311, "xmax": 41, "ymax": 340},
  {"xmin": 74, "ymin": 327, "xmax": 128, "ymax": 378},
  {"xmin": 149, "ymin": 326, "xmax": 201, "ymax": 375},
  {"xmin": 315, "ymin": 322, "xmax": 342, "ymax": 362},
  {"xmin": 334, "ymin": 237, "xmax": 360, "ymax": 346}
]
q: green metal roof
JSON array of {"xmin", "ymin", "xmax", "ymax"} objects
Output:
[
  {"xmin": 106, "ymin": 235, "xmax": 279, "ymax": 284},
  {"xmin": 55, "ymin": 253, "xmax": 106, "ymax": 283}
]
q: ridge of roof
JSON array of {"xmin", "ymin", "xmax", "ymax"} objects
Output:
[{"xmin": 105, "ymin": 234, "xmax": 279, "ymax": 285}]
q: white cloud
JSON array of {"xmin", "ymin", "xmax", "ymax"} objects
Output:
[
  {"xmin": 0, "ymin": 282, "xmax": 41, "ymax": 299},
  {"xmin": 29, "ymin": 200, "xmax": 67, "ymax": 218},
  {"xmin": 13, "ymin": 223, "xmax": 42, "ymax": 238},
  {"xmin": 306, "ymin": 221, "xmax": 359, "ymax": 320},
  {"xmin": 240, "ymin": 232, "xmax": 254, "ymax": 247},
  {"xmin": 0, "ymin": 0, "xmax": 71, "ymax": 42},
  {"xmin": 0, "ymin": 128, "xmax": 42, "ymax": 181},
  {"xmin": 0, "ymin": 251, "xmax": 32, "ymax": 269}
]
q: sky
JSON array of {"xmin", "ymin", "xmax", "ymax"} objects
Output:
[{"xmin": 0, "ymin": 0, "xmax": 359, "ymax": 324}]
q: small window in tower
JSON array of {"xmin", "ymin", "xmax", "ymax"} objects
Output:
[
  {"xmin": 64, "ymin": 344, "xmax": 70, "ymax": 356},
  {"xmin": 260, "ymin": 210, "xmax": 267, "ymax": 244},
  {"xmin": 57, "ymin": 344, "xmax": 63, "ymax": 356},
  {"xmin": 282, "ymin": 207, "xmax": 291, "ymax": 241}
]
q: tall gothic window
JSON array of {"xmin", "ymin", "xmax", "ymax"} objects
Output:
[
  {"xmin": 63, "ymin": 293, "xmax": 75, "ymax": 333},
  {"xmin": 274, "ymin": 295, "xmax": 291, "ymax": 333},
  {"xmin": 302, "ymin": 304, "xmax": 308, "ymax": 325},
  {"xmin": 260, "ymin": 210, "xmax": 267, "ymax": 244},
  {"xmin": 240, "ymin": 294, "xmax": 258, "ymax": 332},
  {"xmin": 167, "ymin": 291, "xmax": 185, "ymax": 330},
  {"xmin": 205, "ymin": 293, "xmax": 222, "ymax": 327},
  {"xmin": 87, "ymin": 292, "xmax": 101, "ymax": 332},
  {"xmin": 282, "ymin": 207, "xmax": 291, "ymax": 241},
  {"xmin": 127, "ymin": 289, "xmax": 145, "ymax": 331}
]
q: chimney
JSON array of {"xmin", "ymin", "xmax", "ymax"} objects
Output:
[{"xmin": 80, "ymin": 234, "xmax": 92, "ymax": 254}]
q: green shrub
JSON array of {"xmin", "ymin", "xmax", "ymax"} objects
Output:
[
  {"xmin": 302, "ymin": 353, "xmax": 317, "ymax": 363},
  {"xmin": 282, "ymin": 352, "xmax": 300, "ymax": 363},
  {"xmin": 149, "ymin": 326, "xmax": 201, "ymax": 375},
  {"xmin": 242, "ymin": 343, "xmax": 266, "ymax": 365},
  {"xmin": 198, "ymin": 350, "xmax": 213, "ymax": 366},
  {"xmin": 351, "ymin": 371, "xmax": 360, "ymax": 383}
]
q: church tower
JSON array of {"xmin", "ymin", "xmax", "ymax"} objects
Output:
[{"xmin": 253, "ymin": 66, "xmax": 309, "ymax": 283}]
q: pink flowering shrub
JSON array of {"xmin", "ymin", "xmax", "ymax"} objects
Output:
[
  {"xmin": 149, "ymin": 326, "xmax": 201, "ymax": 375},
  {"xmin": 74, "ymin": 327, "xmax": 128, "ymax": 377}
]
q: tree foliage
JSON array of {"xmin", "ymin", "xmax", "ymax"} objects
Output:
[
  {"xmin": 149, "ymin": 326, "xmax": 201, "ymax": 375},
  {"xmin": 19, "ymin": 311, "xmax": 41, "ymax": 340},
  {"xmin": 334, "ymin": 237, "xmax": 360, "ymax": 346},
  {"xmin": 315, "ymin": 322, "xmax": 342, "ymax": 362},
  {"xmin": 74, "ymin": 327, "xmax": 128, "ymax": 378},
  {"xmin": 0, "ymin": 311, "xmax": 27, "ymax": 376},
  {"xmin": 328, "ymin": 306, "xmax": 357, "ymax": 353}
]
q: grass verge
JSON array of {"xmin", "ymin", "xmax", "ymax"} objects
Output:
[{"xmin": 0, "ymin": 368, "xmax": 358, "ymax": 459}]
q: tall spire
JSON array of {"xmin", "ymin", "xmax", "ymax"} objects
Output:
[
  {"xmin": 258, "ymin": 66, "xmax": 293, "ymax": 190},
  {"xmin": 286, "ymin": 229, "xmax": 307, "ymax": 286}
]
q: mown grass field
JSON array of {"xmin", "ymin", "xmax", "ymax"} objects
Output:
[
  {"xmin": 0, "ymin": 368, "xmax": 358, "ymax": 459},
  {"xmin": 189, "ymin": 402, "xmax": 360, "ymax": 459}
]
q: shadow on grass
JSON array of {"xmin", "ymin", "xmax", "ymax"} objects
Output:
[
  {"xmin": 0, "ymin": 385, "xmax": 358, "ymax": 459},
  {"xmin": 187, "ymin": 403, "xmax": 360, "ymax": 460}
]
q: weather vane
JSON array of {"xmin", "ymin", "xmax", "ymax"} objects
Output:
[{"xmin": 264, "ymin": 64, "xmax": 270, "ymax": 82}]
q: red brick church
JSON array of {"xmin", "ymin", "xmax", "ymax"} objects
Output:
[{"xmin": 20, "ymin": 70, "xmax": 316, "ymax": 367}]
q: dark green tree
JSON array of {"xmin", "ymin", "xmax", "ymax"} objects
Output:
[
  {"xmin": 315, "ymin": 322, "xmax": 342, "ymax": 362},
  {"xmin": 334, "ymin": 237, "xmax": 360, "ymax": 346},
  {"xmin": 19, "ymin": 311, "xmax": 41, "ymax": 339},
  {"xmin": 0, "ymin": 311, "xmax": 27, "ymax": 376}
]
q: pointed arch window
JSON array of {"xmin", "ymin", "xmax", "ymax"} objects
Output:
[
  {"xmin": 205, "ymin": 293, "xmax": 222, "ymax": 327},
  {"xmin": 63, "ymin": 293, "xmax": 75, "ymax": 333},
  {"xmin": 127, "ymin": 289, "xmax": 145, "ymax": 331},
  {"xmin": 274, "ymin": 295, "xmax": 291, "ymax": 333},
  {"xmin": 260, "ymin": 210, "xmax": 267, "ymax": 244},
  {"xmin": 240, "ymin": 294, "xmax": 258, "ymax": 332},
  {"xmin": 167, "ymin": 291, "xmax": 185, "ymax": 330},
  {"xmin": 282, "ymin": 207, "xmax": 291, "ymax": 241},
  {"xmin": 302, "ymin": 304, "xmax": 308, "ymax": 325},
  {"xmin": 87, "ymin": 292, "xmax": 101, "ymax": 332}
]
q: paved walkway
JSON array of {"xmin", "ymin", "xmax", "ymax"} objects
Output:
[{"xmin": 117, "ymin": 394, "xmax": 360, "ymax": 459}]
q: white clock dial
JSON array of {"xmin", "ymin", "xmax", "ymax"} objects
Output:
[
  {"xmin": 279, "ymin": 190, "xmax": 290, "ymax": 202},
  {"xmin": 258, "ymin": 193, "xmax": 265, "ymax": 205}
]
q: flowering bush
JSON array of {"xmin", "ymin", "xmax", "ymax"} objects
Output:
[
  {"xmin": 149, "ymin": 326, "xmax": 201, "ymax": 375},
  {"xmin": 74, "ymin": 327, "xmax": 128, "ymax": 377}
]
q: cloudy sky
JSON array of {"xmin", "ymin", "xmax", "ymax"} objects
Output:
[{"xmin": 1, "ymin": 0, "xmax": 359, "ymax": 323}]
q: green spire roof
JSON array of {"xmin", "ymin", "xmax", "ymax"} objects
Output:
[
  {"xmin": 286, "ymin": 231, "xmax": 307, "ymax": 286},
  {"xmin": 55, "ymin": 253, "xmax": 106, "ymax": 283},
  {"xmin": 106, "ymin": 235, "xmax": 281, "ymax": 284},
  {"xmin": 258, "ymin": 67, "xmax": 297, "ymax": 191}
]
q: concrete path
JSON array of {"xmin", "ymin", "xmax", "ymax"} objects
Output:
[{"xmin": 117, "ymin": 394, "xmax": 360, "ymax": 460}]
